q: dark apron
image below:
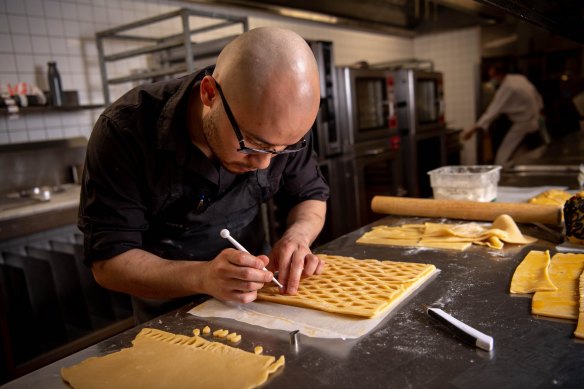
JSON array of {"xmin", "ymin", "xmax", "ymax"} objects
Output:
[{"xmin": 134, "ymin": 168, "xmax": 272, "ymax": 323}]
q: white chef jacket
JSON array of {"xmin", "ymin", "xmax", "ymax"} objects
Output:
[{"xmin": 476, "ymin": 74, "xmax": 544, "ymax": 166}]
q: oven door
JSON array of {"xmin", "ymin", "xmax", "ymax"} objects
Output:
[
  {"xmin": 337, "ymin": 67, "xmax": 392, "ymax": 147},
  {"xmin": 335, "ymin": 141, "xmax": 403, "ymax": 232},
  {"xmin": 395, "ymin": 69, "xmax": 445, "ymax": 135}
]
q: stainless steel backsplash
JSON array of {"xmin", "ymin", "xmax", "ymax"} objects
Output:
[{"xmin": 0, "ymin": 137, "xmax": 87, "ymax": 194}]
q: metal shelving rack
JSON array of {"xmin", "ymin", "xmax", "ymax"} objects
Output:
[{"xmin": 95, "ymin": 8, "xmax": 248, "ymax": 105}]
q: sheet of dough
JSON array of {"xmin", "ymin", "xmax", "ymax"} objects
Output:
[
  {"xmin": 532, "ymin": 253, "xmax": 584, "ymax": 320},
  {"xmin": 529, "ymin": 189, "xmax": 573, "ymax": 206},
  {"xmin": 257, "ymin": 254, "xmax": 436, "ymax": 318},
  {"xmin": 575, "ymin": 271, "xmax": 584, "ymax": 339},
  {"xmin": 357, "ymin": 214, "xmax": 536, "ymax": 251},
  {"xmin": 61, "ymin": 328, "xmax": 284, "ymax": 389},
  {"xmin": 509, "ymin": 250, "xmax": 557, "ymax": 293}
]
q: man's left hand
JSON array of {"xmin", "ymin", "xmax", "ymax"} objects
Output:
[{"xmin": 268, "ymin": 235, "xmax": 325, "ymax": 295}]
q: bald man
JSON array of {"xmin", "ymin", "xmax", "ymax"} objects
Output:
[{"xmin": 79, "ymin": 27, "xmax": 329, "ymax": 323}]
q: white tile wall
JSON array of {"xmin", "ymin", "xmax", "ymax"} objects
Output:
[
  {"xmin": 0, "ymin": 0, "xmax": 479, "ymax": 150},
  {"xmin": 414, "ymin": 28, "xmax": 481, "ymax": 164}
]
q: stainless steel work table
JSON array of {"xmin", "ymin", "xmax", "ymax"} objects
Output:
[{"xmin": 4, "ymin": 216, "xmax": 584, "ymax": 388}]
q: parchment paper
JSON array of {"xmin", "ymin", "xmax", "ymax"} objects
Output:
[{"xmin": 188, "ymin": 268, "xmax": 439, "ymax": 339}]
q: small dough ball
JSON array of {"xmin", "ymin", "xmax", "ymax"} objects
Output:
[
  {"xmin": 254, "ymin": 346, "xmax": 263, "ymax": 355},
  {"xmin": 202, "ymin": 326, "xmax": 211, "ymax": 335},
  {"xmin": 192, "ymin": 328, "xmax": 201, "ymax": 336},
  {"xmin": 213, "ymin": 329, "xmax": 229, "ymax": 338}
]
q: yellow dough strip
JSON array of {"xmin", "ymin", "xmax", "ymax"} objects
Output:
[
  {"xmin": 510, "ymin": 250, "xmax": 557, "ymax": 294},
  {"xmin": 532, "ymin": 253, "xmax": 584, "ymax": 320},
  {"xmin": 575, "ymin": 271, "xmax": 584, "ymax": 339}
]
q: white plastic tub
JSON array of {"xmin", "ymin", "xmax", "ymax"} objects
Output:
[{"xmin": 428, "ymin": 165, "xmax": 502, "ymax": 202}]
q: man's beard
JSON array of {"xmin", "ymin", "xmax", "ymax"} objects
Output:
[{"xmin": 201, "ymin": 109, "xmax": 257, "ymax": 174}]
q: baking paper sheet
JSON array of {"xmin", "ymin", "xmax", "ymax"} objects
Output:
[{"xmin": 188, "ymin": 268, "xmax": 439, "ymax": 339}]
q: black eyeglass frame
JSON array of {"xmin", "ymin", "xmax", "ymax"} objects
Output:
[{"xmin": 212, "ymin": 77, "xmax": 308, "ymax": 155}]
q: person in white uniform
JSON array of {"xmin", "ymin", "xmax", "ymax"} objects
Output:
[{"xmin": 462, "ymin": 64, "xmax": 544, "ymax": 166}]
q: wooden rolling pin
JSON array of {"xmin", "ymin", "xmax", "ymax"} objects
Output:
[{"xmin": 371, "ymin": 196, "xmax": 562, "ymax": 225}]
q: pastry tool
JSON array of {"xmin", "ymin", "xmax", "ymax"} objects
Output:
[
  {"xmin": 427, "ymin": 307, "xmax": 494, "ymax": 352},
  {"xmin": 220, "ymin": 229, "xmax": 284, "ymax": 289},
  {"xmin": 289, "ymin": 330, "xmax": 300, "ymax": 352},
  {"xmin": 371, "ymin": 196, "xmax": 561, "ymax": 225}
]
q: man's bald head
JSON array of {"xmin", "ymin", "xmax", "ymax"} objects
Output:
[{"xmin": 211, "ymin": 27, "xmax": 320, "ymax": 144}]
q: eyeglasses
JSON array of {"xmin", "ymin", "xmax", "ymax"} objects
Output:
[{"xmin": 212, "ymin": 78, "xmax": 307, "ymax": 155}]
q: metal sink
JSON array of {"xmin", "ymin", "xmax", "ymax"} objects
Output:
[{"xmin": 505, "ymin": 165, "xmax": 581, "ymax": 176}]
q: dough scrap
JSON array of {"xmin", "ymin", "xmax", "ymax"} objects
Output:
[
  {"xmin": 213, "ymin": 329, "xmax": 229, "ymax": 338},
  {"xmin": 60, "ymin": 328, "xmax": 284, "ymax": 389},
  {"xmin": 510, "ymin": 250, "xmax": 557, "ymax": 293},
  {"xmin": 357, "ymin": 214, "xmax": 536, "ymax": 250},
  {"xmin": 257, "ymin": 254, "xmax": 436, "ymax": 318},
  {"xmin": 575, "ymin": 271, "xmax": 584, "ymax": 339},
  {"xmin": 529, "ymin": 189, "xmax": 572, "ymax": 206},
  {"xmin": 532, "ymin": 253, "xmax": 584, "ymax": 320}
]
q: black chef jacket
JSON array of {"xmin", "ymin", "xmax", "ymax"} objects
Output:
[{"xmin": 79, "ymin": 67, "xmax": 329, "ymax": 322}]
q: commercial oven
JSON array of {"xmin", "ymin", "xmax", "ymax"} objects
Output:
[
  {"xmin": 391, "ymin": 68, "xmax": 447, "ymax": 198},
  {"xmin": 335, "ymin": 67, "xmax": 397, "ymax": 148},
  {"xmin": 332, "ymin": 138, "xmax": 403, "ymax": 235}
]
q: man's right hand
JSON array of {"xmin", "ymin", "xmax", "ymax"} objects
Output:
[{"xmin": 201, "ymin": 248, "xmax": 274, "ymax": 304}]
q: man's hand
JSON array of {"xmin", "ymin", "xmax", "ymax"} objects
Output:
[
  {"xmin": 268, "ymin": 235, "xmax": 325, "ymax": 295},
  {"xmin": 460, "ymin": 126, "xmax": 482, "ymax": 141},
  {"xmin": 201, "ymin": 248, "xmax": 274, "ymax": 304}
]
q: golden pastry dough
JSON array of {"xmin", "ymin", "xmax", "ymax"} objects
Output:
[
  {"xmin": 532, "ymin": 253, "xmax": 584, "ymax": 319},
  {"xmin": 510, "ymin": 250, "xmax": 557, "ymax": 293},
  {"xmin": 61, "ymin": 328, "xmax": 284, "ymax": 389},
  {"xmin": 229, "ymin": 334, "xmax": 242, "ymax": 343},
  {"xmin": 575, "ymin": 271, "xmax": 584, "ymax": 339},
  {"xmin": 257, "ymin": 254, "xmax": 436, "ymax": 318},
  {"xmin": 357, "ymin": 214, "xmax": 536, "ymax": 250},
  {"xmin": 213, "ymin": 329, "xmax": 229, "ymax": 338},
  {"xmin": 529, "ymin": 189, "xmax": 572, "ymax": 206}
]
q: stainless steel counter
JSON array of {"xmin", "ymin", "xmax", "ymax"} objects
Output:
[
  {"xmin": 4, "ymin": 216, "xmax": 584, "ymax": 388},
  {"xmin": 501, "ymin": 131, "xmax": 584, "ymax": 189},
  {"xmin": 0, "ymin": 185, "xmax": 80, "ymax": 240}
]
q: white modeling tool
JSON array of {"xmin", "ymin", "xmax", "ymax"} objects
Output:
[
  {"xmin": 220, "ymin": 229, "xmax": 284, "ymax": 288},
  {"xmin": 427, "ymin": 307, "xmax": 494, "ymax": 352}
]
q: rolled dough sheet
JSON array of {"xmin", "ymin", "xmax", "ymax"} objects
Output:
[
  {"xmin": 510, "ymin": 250, "xmax": 557, "ymax": 294},
  {"xmin": 189, "ymin": 266, "xmax": 440, "ymax": 339},
  {"xmin": 532, "ymin": 253, "xmax": 584, "ymax": 320},
  {"xmin": 61, "ymin": 328, "xmax": 284, "ymax": 389},
  {"xmin": 357, "ymin": 214, "xmax": 536, "ymax": 251}
]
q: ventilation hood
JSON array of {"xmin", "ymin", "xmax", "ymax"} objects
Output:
[
  {"xmin": 186, "ymin": 0, "xmax": 583, "ymax": 43},
  {"xmin": 187, "ymin": 0, "xmax": 506, "ymax": 37}
]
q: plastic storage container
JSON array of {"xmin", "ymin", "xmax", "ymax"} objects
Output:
[{"xmin": 428, "ymin": 165, "xmax": 502, "ymax": 202}]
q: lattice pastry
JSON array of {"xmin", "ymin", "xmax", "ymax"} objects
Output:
[{"xmin": 257, "ymin": 254, "xmax": 436, "ymax": 318}]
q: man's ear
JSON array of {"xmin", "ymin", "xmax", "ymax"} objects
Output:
[{"xmin": 199, "ymin": 76, "xmax": 217, "ymax": 107}]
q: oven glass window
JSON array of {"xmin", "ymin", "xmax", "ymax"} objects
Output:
[
  {"xmin": 356, "ymin": 78, "xmax": 388, "ymax": 131},
  {"xmin": 416, "ymin": 79, "xmax": 439, "ymax": 123}
]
